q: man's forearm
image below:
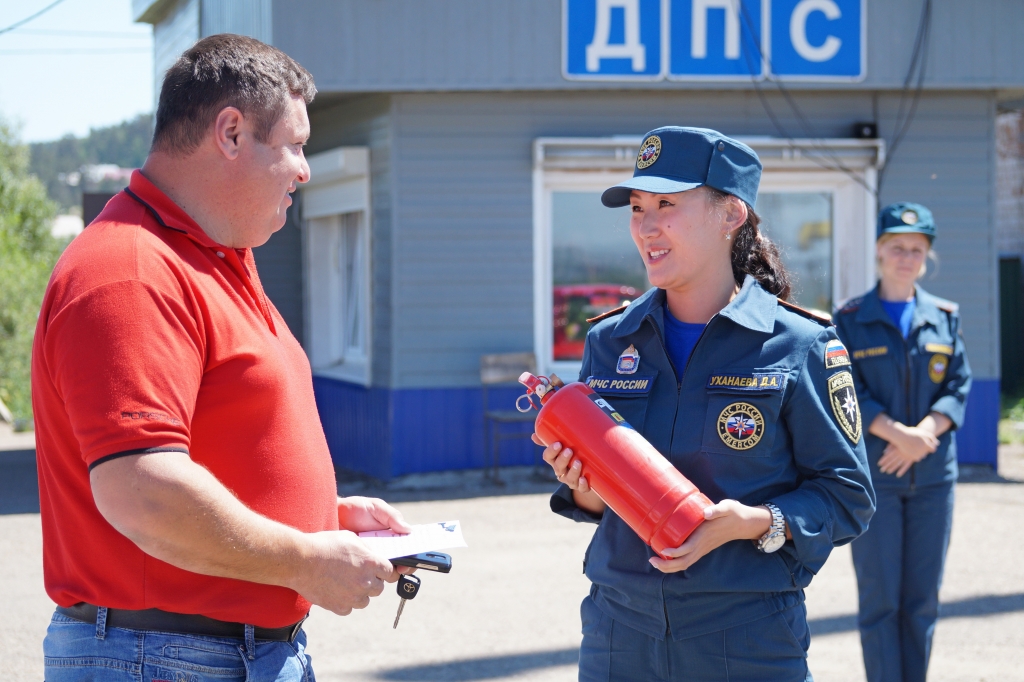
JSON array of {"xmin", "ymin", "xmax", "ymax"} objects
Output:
[{"xmin": 90, "ymin": 451, "xmax": 310, "ymax": 590}]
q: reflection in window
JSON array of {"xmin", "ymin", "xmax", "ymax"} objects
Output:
[
  {"xmin": 755, "ymin": 193, "xmax": 833, "ymax": 313},
  {"xmin": 551, "ymin": 192, "xmax": 647, "ymax": 361}
]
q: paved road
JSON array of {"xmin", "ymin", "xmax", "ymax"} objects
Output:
[{"xmin": 2, "ymin": 441, "xmax": 1024, "ymax": 681}]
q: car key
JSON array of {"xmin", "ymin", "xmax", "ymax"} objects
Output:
[{"xmin": 393, "ymin": 574, "xmax": 421, "ymax": 629}]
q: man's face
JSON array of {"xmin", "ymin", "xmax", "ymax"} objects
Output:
[{"xmin": 234, "ymin": 93, "xmax": 310, "ymax": 247}]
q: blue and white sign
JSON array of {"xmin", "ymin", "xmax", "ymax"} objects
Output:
[
  {"xmin": 563, "ymin": 0, "xmax": 865, "ymax": 81},
  {"xmin": 769, "ymin": 0, "xmax": 864, "ymax": 79},
  {"xmin": 669, "ymin": 0, "xmax": 763, "ymax": 79},
  {"xmin": 564, "ymin": 0, "xmax": 665, "ymax": 80}
]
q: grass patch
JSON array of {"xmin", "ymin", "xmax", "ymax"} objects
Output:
[{"xmin": 999, "ymin": 393, "xmax": 1024, "ymax": 445}]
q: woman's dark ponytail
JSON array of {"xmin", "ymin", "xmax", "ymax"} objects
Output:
[{"xmin": 706, "ymin": 187, "xmax": 792, "ymax": 301}]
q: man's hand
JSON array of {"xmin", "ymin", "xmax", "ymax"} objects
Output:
[
  {"xmin": 337, "ymin": 496, "xmax": 412, "ymax": 534},
  {"xmin": 649, "ymin": 500, "xmax": 774, "ymax": 573},
  {"xmin": 288, "ymin": 530, "xmax": 399, "ymax": 616}
]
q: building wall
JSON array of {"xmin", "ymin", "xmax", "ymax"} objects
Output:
[
  {"xmin": 149, "ymin": 0, "xmax": 199, "ymax": 106},
  {"xmin": 306, "ymin": 95, "xmax": 395, "ymax": 387},
  {"xmin": 200, "ymin": 0, "xmax": 272, "ymax": 42},
  {"xmin": 307, "ymin": 89, "xmax": 999, "ymax": 476},
  {"xmin": 997, "ymin": 111, "xmax": 1024, "ymax": 257},
  {"xmin": 387, "ymin": 90, "xmax": 998, "ymax": 385},
  {"xmin": 273, "ymin": 0, "xmax": 1024, "ymax": 93}
]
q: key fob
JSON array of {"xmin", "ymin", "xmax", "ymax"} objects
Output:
[
  {"xmin": 397, "ymin": 573, "xmax": 421, "ymax": 599},
  {"xmin": 392, "ymin": 552, "xmax": 452, "ymax": 573}
]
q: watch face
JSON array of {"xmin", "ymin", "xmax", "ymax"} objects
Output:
[{"xmin": 761, "ymin": 533, "xmax": 786, "ymax": 553}]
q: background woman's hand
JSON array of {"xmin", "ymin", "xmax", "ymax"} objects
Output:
[
  {"xmin": 649, "ymin": 500, "xmax": 772, "ymax": 573},
  {"xmin": 877, "ymin": 424, "xmax": 939, "ymax": 477}
]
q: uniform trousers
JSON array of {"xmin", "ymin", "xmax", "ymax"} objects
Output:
[
  {"xmin": 851, "ymin": 480, "xmax": 955, "ymax": 682},
  {"xmin": 578, "ymin": 594, "xmax": 813, "ymax": 682}
]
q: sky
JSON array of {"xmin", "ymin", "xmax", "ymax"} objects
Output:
[{"xmin": 0, "ymin": 0, "xmax": 153, "ymax": 143}]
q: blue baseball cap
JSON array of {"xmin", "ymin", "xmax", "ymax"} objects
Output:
[
  {"xmin": 601, "ymin": 127, "xmax": 762, "ymax": 208},
  {"xmin": 878, "ymin": 202, "xmax": 935, "ymax": 242}
]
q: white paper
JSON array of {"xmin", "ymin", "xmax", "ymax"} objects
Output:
[{"xmin": 357, "ymin": 520, "xmax": 467, "ymax": 560}]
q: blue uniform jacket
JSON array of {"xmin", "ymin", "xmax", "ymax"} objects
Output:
[
  {"xmin": 833, "ymin": 285, "xmax": 972, "ymax": 489},
  {"xmin": 551, "ymin": 277, "xmax": 875, "ymax": 640}
]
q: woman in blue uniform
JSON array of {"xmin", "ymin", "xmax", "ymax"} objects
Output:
[
  {"xmin": 538, "ymin": 126, "xmax": 875, "ymax": 682},
  {"xmin": 833, "ymin": 203, "xmax": 971, "ymax": 682}
]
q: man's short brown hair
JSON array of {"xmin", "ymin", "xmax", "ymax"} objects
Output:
[{"xmin": 152, "ymin": 34, "xmax": 316, "ymax": 155}]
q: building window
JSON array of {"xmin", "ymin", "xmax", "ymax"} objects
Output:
[
  {"xmin": 302, "ymin": 147, "xmax": 372, "ymax": 385},
  {"xmin": 533, "ymin": 137, "xmax": 883, "ymax": 378}
]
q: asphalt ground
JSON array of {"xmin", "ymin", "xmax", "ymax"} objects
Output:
[{"xmin": 2, "ymin": 429, "xmax": 1024, "ymax": 681}]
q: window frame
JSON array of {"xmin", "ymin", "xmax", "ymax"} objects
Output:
[
  {"xmin": 301, "ymin": 147, "xmax": 373, "ymax": 386},
  {"xmin": 532, "ymin": 136, "xmax": 884, "ymax": 379}
]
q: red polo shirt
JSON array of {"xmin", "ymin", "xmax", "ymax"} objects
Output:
[{"xmin": 32, "ymin": 171, "xmax": 338, "ymax": 628}]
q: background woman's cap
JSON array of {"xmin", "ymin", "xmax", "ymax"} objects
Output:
[
  {"xmin": 878, "ymin": 202, "xmax": 935, "ymax": 242},
  {"xmin": 601, "ymin": 127, "xmax": 762, "ymax": 208}
]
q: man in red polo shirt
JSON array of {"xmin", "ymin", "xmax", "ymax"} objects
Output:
[{"xmin": 33, "ymin": 34, "xmax": 410, "ymax": 680}]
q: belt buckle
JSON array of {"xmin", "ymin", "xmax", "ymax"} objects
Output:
[{"xmin": 288, "ymin": 615, "xmax": 307, "ymax": 643}]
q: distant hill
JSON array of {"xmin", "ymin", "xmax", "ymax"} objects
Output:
[{"xmin": 29, "ymin": 114, "xmax": 153, "ymax": 212}]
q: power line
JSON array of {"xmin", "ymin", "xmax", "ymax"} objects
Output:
[
  {"xmin": 7, "ymin": 28, "xmax": 151, "ymax": 39},
  {"xmin": 879, "ymin": 0, "xmax": 932, "ymax": 189},
  {"xmin": 0, "ymin": 47, "xmax": 150, "ymax": 55},
  {"xmin": 0, "ymin": 0, "xmax": 71, "ymax": 36},
  {"xmin": 735, "ymin": 2, "xmax": 879, "ymax": 197}
]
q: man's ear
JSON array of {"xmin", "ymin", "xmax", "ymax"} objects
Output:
[{"xmin": 212, "ymin": 106, "xmax": 245, "ymax": 160}]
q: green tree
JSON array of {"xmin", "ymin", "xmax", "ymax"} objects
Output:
[{"xmin": 0, "ymin": 117, "xmax": 63, "ymax": 425}]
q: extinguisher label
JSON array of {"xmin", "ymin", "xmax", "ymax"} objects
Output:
[{"xmin": 588, "ymin": 394, "xmax": 635, "ymax": 430}]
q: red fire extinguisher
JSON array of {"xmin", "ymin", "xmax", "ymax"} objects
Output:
[{"xmin": 519, "ymin": 373, "xmax": 711, "ymax": 559}]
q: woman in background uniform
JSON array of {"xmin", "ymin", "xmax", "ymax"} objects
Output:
[
  {"xmin": 538, "ymin": 126, "xmax": 875, "ymax": 682},
  {"xmin": 834, "ymin": 203, "xmax": 972, "ymax": 682}
]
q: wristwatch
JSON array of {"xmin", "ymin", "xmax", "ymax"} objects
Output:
[{"xmin": 756, "ymin": 502, "xmax": 786, "ymax": 553}]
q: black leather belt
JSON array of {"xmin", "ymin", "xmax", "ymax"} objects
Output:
[{"xmin": 57, "ymin": 603, "xmax": 305, "ymax": 642}]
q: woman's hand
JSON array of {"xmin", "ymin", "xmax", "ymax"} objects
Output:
[
  {"xmin": 869, "ymin": 414, "xmax": 939, "ymax": 477},
  {"xmin": 533, "ymin": 435, "xmax": 607, "ymax": 515},
  {"xmin": 649, "ymin": 500, "xmax": 773, "ymax": 573}
]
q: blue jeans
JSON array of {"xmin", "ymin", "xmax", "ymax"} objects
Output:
[
  {"xmin": 578, "ymin": 595, "xmax": 813, "ymax": 682},
  {"xmin": 43, "ymin": 609, "xmax": 316, "ymax": 681},
  {"xmin": 851, "ymin": 481, "xmax": 955, "ymax": 682}
]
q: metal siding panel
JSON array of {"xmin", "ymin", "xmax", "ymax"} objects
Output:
[
  {"xmin": 151, "ymin": 0, "xmax": 199, "ymax": 105},
  {"xmin": 200, "ymin": 0, "xmax": 272, "ymax": 41},
  {"xmin": 876, "ymin": 93, "xmax": 997, "ymax": 379},
  {"xmin": 269, "ymin": 0, "xmax": 1024, "ymax": 92},
  {"xmin": 313, "ymin": 377, "xmax": 392, "ymax": 480},
  {"xmin": 384, "ymin": 91, "xmax": 997, "ymax": 389},
  {"xmin": 253, "ymin": 201, "xmax": 304, "ymax": 342}
]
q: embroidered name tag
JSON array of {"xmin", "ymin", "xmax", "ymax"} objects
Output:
[
  {"xmin": 925, "ymin": 343, "xmax": 953, "ymax": 355},
  {"xmin": 852, "ymin": 346, "xmax": 888, "ymax": 360},
  {"xmin": 586, "ymin": 375, "xmax": 656, "ymax": 395},
  {"xmin": 706, "ymin": 373, "xmax": 786, "ymax": 392}
]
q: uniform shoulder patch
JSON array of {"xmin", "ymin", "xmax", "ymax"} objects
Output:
[
  {"xmin": 824, "ymin": 339, "xmax": 851, "ymax": 369},
  {"xmin": 836, "ymin": 296, "xmax": 863, "ymax": 315},
  {"xmin": 587, "ymin": 304, "xmax": 629, "ymax": 324},
  {"xmin": 828, "ymin": 371, "xmax": 862, "ymax": 444},
  {"xmin": 777, "ymin": 299, "xmax": 834, "ymax": 326}
]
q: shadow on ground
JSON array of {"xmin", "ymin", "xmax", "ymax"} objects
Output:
[
  {"xmin": 372, "ymin": 647, "xmax": 579, "ymax": 681},
  {"xmin": 0, "ymin": 450, "xmax": 39, "ymax": 514},
  {"xmin": 809, "ymin": 592, "xmax": 1024, "ymax": 636}
]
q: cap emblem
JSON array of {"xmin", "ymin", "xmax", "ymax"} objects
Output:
[
  {"xmin": 901, "ymin": 209, "xmax": 919, "ymax": 225},
  {"xmin": 636, "ymin": 135, "xmax": 662, "ymax": 170}
]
